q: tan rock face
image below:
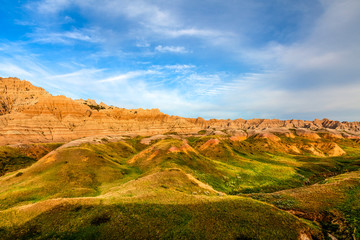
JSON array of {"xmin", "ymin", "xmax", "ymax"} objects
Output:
[
  {"xmin": 0, "ymin": 77, "xmax": 359, "ymax": 145},
  {"xmin": 228, "ymin": 129, "xmax": 247, "ymax": 141},
  {"xmin": 0, "ymin": 77, "xmax": 50, "ymax": 115},
  {"xmin": 302, "ymin": 145, "xmax": 325, "ymax": 157},
  {"xmin": 269, "ymin": 128, "xmax": 295, "ymax": 138},
  {"xmin": 296, "ymin": 129, "xmax": 321, "ymax": 140},
  {"xmin": 321, "ymin": 131, "xmax": 343, "ymax": 140},
  {"xmin": 322, "ymin": 143, "xmax": 346, "ymax": 157},
  {"xmin": 256, "ymin": 132, "xmax": 281, "ymax": 142}
]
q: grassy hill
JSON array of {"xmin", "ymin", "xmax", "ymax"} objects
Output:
[
  {"xmin": 249, "ymin": 170, "xmax": 360, "ymax": 239},
  {"xmin": 0, "ymin": 133, "xmax": 359, "ymax": 239}
]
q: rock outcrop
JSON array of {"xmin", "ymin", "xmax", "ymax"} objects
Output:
[
  {"xmin": 0, "ymin": 77, "xmax": 50, "ymax": 115},
  {"xmin": 0, "ymin": 77, "xmax": 359, "ymax": 145}
]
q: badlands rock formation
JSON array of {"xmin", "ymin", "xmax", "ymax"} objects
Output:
[{"xmin": 0, "ymin": 77, "xmax": 359, "ymax": 145}]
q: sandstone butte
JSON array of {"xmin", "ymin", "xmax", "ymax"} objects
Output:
[{"xmin": 0, "ymin": 77, "xmax": 359, "ymax": 145}]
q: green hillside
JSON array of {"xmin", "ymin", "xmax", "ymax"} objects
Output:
[{"xmin": 0, "ymin": 134, "xmax": 359, "ymax": 239}]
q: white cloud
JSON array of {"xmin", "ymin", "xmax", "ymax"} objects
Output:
[
  {"xmin": 206, "ymin": 70, "xmax": 360, "ymax": 121},
  {"xmin": 29, "ymin": 0, "xmax": 229, "ymax": 43},
  {"xmin": 166, "ymin": 64, "xmax": 194, "ymax": 69},
  {"xmin": 136, "ymin": 42, "xmax": 150, "ymax": 48},
  {"xmin": 155, "ymin": 45, "xmax": 188, "ymax": 54},
  {"xmin": 243, "ymin": 0, "xmax": 360, "ymax": 88},
  {"xmin": 98, "ymin": 70, "xmax": 158, "ymax": 83},
  {"xmin": 91, "ymin": 75, "xmax": 218, "ymax": 118},
  {"xmin": 48, "ymin": 69, "xmax": 104, "ymax": 81},
  {"xmin": 0, "ymin": 63, "xmax": 34, "ymax": 78},
  {"xmin": 150, "ymin": 64, "xmax": 195, "ymax": 74},
  {"xmin": 31, "ymin": 0, "xmax": 178, "ymax": 27},
  {"xmin": 181, "ymin": 73, "xmax": 223, "ymax": 96},
  {"xmin": 163, "ymin": 64, "xmax": 195, "ymax": 71},
  {"xmin": 0, "ymin": 44, "xmax": 51, "ymax": 82},
  {"xmin": 29, "ymin": 28, "xmax": 102, "ymax": 44},
  {"xmin": 159, "ymin": 28, "xmax": 222, "ymax": 38},
  {"xmin": 30, "ymin": 0, "xmax": 71, "ymax": 14},
  {"xmin": 118, "ymin": 0, "xmax": 178, "ymax": 28}
]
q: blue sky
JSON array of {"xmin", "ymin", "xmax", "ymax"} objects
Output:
[{"xmin": 0, "ymin": 0, "xmax": 359, "ymax": 121}]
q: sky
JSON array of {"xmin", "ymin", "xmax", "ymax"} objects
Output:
[{"xmin": 0, "ymin": 0, "xmax": 359, "ymax": 121}]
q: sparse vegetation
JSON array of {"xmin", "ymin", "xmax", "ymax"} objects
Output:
[
  {"xmin": 0, "ymin": 197, "xmax": 322, "ymax": 240},
  {"xmin": 0, "ymin": 134, "xmax": 359, "ymax": 239},
  {"xmin": 198, "ymin": 130, "xmax": 206, "ymax": 134},
  {"xmin": 84, "ymin": 103, "xmax": 106, "ymax": 111},
  {"xmin": 249, "ymin": 171, "xmax": 360, "ymax": 239},
  {"xmin": 0, "ymin": 95, "xmax": 15, "ymax": 115},
  {"xmin": 164, "ymin": 131, "xmax": 178, "ymax": 135},
  {"xmin": 0, "ymin": 143, "xmax": 62, "ymax": 176}
]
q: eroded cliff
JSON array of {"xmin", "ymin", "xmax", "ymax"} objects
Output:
[{"xmin": 0, "ymin": 77, "xmax": 359, "ymax": 145}]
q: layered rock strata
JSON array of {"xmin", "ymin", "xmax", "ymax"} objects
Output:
[{"xmin": 0, "ymin": 77, "xmax": 359, "ymax": 145}]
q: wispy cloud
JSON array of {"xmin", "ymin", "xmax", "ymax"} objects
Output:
[
  {"xmin": 0, "ymin": 63, "xmax": 34, "ymax": 78},
  {"xmin": 155, "ymin": 45, "xmax": 189, "ymax": 54},
  {"xmin": 155, "ymin": 64, "xmax": 195, "ymax": 72},
  {"xmin": 28, "ymin": 28, "xmax": 102, "ymax": 44},
  {"xmin": 242, "ymin": 0, "xmax": 360, "ymax": 88},
  {"xmin": 29, "ymin": 0, "xmax": 72, "ymax": 14},
  {"xmin": 48, "ymin": 69, "xmax": 104, "ymax": 80},
  {"xmin": 27, "ymin": 0, "xmax": 230, "ymax": 43},
  {"xmin": 98, "ymin": 70, "xmax": 159, "ymax": 83},
  {"xmin": 159, "ymin": 28, "xmax": 224, "ymax": 38},
  {"xmin": 183, "ymin": 74, "xmax": 222, "ymax": 95}
]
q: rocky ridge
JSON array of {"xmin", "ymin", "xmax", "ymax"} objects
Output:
[{"xmin": 0, "ymin": 77, "xmax": 359, "ymax": 145}]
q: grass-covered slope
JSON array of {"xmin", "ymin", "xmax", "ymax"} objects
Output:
[
  {"xmin": 0, "ymin": 139, "xmax": 141, "ymax": 211},
  {"xmin": 0, "ymin": 196, "xmax": 322, "ymax": 240},
  {"xmin": 0, "ymin": 143, "xmax": 62, "ymax": 176},
  {"xmin": 186, "ymin": 134, "xmax": 360, "ymax": 194},
  {"xmin": 0, "ymin": 133, "xmax": 359, "ymax": 239},
  {"xmin": 249, "ymin": 171, "xmax": 360, "ymax": 239}
]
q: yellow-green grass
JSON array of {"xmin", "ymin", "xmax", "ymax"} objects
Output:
[
  {"xmin": 1, "ymin": 135, "xmax": 360, "ymax": 239},
  {"xmin": 187, "ymin": 137, "xmax": 332, "ymax": 193},
  {"xmin": 0, "ymin": 195, "xmax": 323, "ymax": 240},
  {"xmin": 124, "ymin": 138, "xmax": 301, "ymax": 194},
  {"xmin": 249, "ymin": 171, "xmax": 360, "ymax": 239},
  {"xmin": 136, "ymin": 136, "xmax": 357, "ymax": 195},
  {"xmin": 0, "ymin": 143, "xmax": 62, "ymax": 176},
  {"xmin": 0, "ymin": 158, "xmax": 324, "ymax": 239},
  {"xmin": 190, "ymin": 136, "xmax": 360, "ymax": 192},
  {"xmin": 0, "ymin": 142, "xmax": 141, "ymax": 211},
  {"xmin": 1, "ymin": 136, "xmax": 359, "ymax": 210},
  {"xmin": 2, "ymin": 136, "xmax": 358, "ymax": 212},
  {"xmin": 101, "ymin": 168, "xmax": 221, "ymax": 199}
]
